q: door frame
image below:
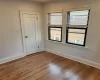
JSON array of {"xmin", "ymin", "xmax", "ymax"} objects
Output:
[{"xmin": 19, "ymin": 11, "xmax": 40, "ymax": 55}]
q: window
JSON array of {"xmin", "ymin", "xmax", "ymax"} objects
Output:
[
  {"xmin": 66, "ymin": 10, "xmax": 90, "ymax": 46},
  {"xmin": 48, "ymin": 27, "xmax": 62, "ymax": 41},
  {"xmin": 48, "ymin": 13, "xmax": 62, "ymax": 42},
  {"xmin": 49, "ymin": 13, "xmax": 62, "ymax": 25}
]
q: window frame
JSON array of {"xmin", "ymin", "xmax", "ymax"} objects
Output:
[
  {"xmin": 66, "ymin": 9, "xmax": 90, "ymax": 46},
  {"xmin": 66, "ymin": 27, "xmax": 87, "ymax": 46},
  {"xmin": 48, "ymin": 26, "xmax": 62, "ymax": 42},
  {"xmin": 48, "ymin": 12, "xmax": 63, "ymax": 42},
  {"xmin": 48, "ymin": 13, "xmax": 63, "ymax": 26}
]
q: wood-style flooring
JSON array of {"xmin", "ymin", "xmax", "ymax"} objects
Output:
[{"xmin": 0, "ymin": 51, "xmax": 100, "ymax": 80}]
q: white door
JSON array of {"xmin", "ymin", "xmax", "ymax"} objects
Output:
[{"xmin": 21, "ymin": 13, "xmax": 39, "ymax": 55}]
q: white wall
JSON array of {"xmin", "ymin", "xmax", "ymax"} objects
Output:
[
  {"xmin": 0, "ymin": 0, "xmax": 100, "ymax": 69},
  {"xmin": 0, "ymin": 1, "xmax": 44, "ymax": 63},
  {"xmin": 44, "ymin": 0, "xmax": 100, "ymax": 68}
]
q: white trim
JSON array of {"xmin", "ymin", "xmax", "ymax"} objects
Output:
[
  {"xmin": 19, "ymin": 11, "xmax": 27, "ymax": 55},
  {"xmin": 19, "ymin": 11, "xmax": 40, "ymax": 55},
  {"xmin": 39, "ymin": 48, "xmax": 45, "ymax": 52},
  {"xmin": 45, "ymin": 48, "xmax": 100, "ymax": 69},
  {"xmin": 0, "ymin": 54, "xmax": 26, "ymax": 64},
  {"xmin": 65, "ymin": 7, "xmax": 91, "ymax": 12},
  {"xmin": 1, "ymin": 49, "xmax": 100, "ymax": 69},
  {"xmin": 0, "ymin": 48, "xmax": 44, "ymax": 64},
  {"xmin": 19, "ymin": 11, "xmax": 39, "ymax": 15}
]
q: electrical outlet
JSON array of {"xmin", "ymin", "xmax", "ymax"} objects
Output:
[{"xmin": 38, "ymin": 46, "xmax": 39, "ymax": 48}]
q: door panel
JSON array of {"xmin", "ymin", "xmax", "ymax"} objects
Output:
[{"xmin": 22, "ymin": 14, "xmax": 38, "ymax": 55}]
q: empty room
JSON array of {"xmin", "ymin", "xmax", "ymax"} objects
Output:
[{"xmin": 0, "ymin": 0, "xmax": 100, "ymax": 80}]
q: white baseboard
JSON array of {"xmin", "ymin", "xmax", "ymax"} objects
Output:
[
  {"xmin": 0, "ymin": 48, "xmax": 44, "ymax": 64},
  {"xmin": 45, "ymin": 48, "xmax": 100, "ymax": 69},
  {"xmin": 1, "ymin": 49, "xmax": 100, "ymax": 69},
  {"xmin": 0, "ymin": 53, "xmax": 26, "ymax": 64}
]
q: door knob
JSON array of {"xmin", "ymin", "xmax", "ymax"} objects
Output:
[{"xmin": 25, "ymin": 36, "xmax": 28, "ymax": 38}]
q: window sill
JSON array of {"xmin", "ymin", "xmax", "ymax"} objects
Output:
[{"xmin": 46, "ymin": 39, "xmax": 89, "ymax": 50}]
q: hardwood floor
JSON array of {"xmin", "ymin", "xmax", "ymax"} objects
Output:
[{"xmin": 0, "ymin": 51, "xmax": 100, "ymax": 80}]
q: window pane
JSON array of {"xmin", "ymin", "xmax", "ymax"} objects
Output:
[
  {"xmin": 69, "ymin": 10, "xmax": 89, "ymax": 25},
  {"xmin": 50, "ymin": 13, "xmax": 62, "ymax": 25},
  {"xmin": 50, "ymin": 28, "xmax": 61, "ymax": 41},
  {"xmin": 68, "ymin": 29, "xmax": 85, "ymax": 45}
]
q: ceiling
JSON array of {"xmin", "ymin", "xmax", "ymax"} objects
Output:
[{"xmin": 28, "ymin": 0, "xmax": 62, "ymax": 3}]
